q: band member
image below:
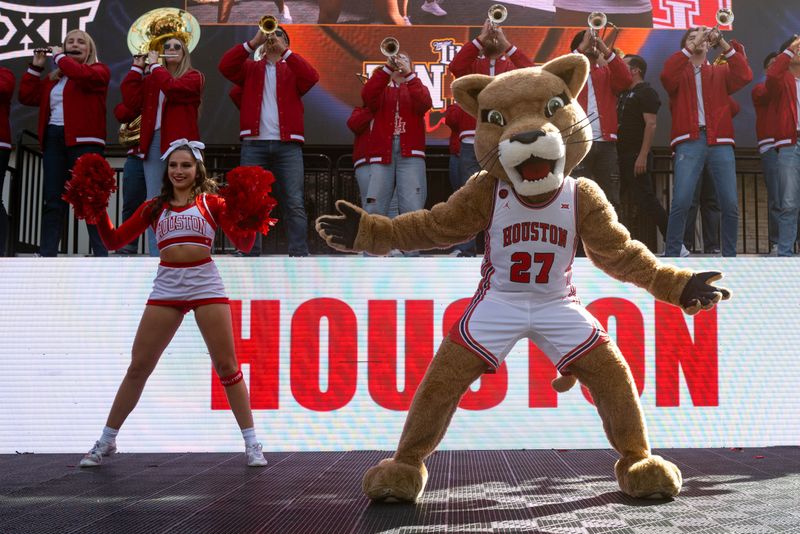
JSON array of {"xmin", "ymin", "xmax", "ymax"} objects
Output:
[
  {"xmin": 554, "ymin": 0, "xmax": 653, "ymax": 28},
  {"xmin": 752, "ymin": 52, "xmax": 780, "ymax": 253},
  {"xmin": 766, "ymin": 36, "xmax": 800, "ymax": 257},
  {"xmin": 347, "ymin": 104, "xmax": 374, "ymax": 207},
  {"xmin": 0, "ymin": 66, "xmax": 13, "ymax": 256},
  {"xmin": 571, "ymin": 29, "xmax": 632, "ymax": 211},
  {"xmin": 444, "ymin": 102, "xmax": 462, "ymax": 199},
  {"xmin": 121, "ymin": 35, "xmax": 204, "ymax": 257},
  {"xmin": 660, "ymin": 26, "xmax": 752, "ymax": 257},
  {"xmin": 113, "ymin": 102, "xmax": 147, "ymax": 254},
  {"xmin": 616, "ymin": 54, "xmax": 675, "ymax": 252},
  {"xmin": 219, "ymin": 25, "xmax": 319, "ymax": 256},
  {"xmin": 361, "ymin": 50, "xmax": 432, "ymax": 226},
  {"xmin": 18, "ymin": 30, "xmax": 109, "ymax": 257},
  {"xmin": 76, "ymin": 143, "xmax": 270, "ymax": 468},
  {"xmin": 449, "ymin": 19, "xmax": 533, "ymax": 255}
]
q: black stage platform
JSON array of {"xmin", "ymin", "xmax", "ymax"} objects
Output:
[{"xmin": 1, "ymin": 448, "xmax": 798, "ymax": 533}]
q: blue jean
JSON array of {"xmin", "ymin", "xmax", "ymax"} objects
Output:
[
  {"xmin": 241, "ymin": 140, "xmax": 308, "ymax": 256},
  {"xmin": 684, "ymin": 166, "xmax": 720, "ymax": 253},
  {"xmin": 143, "ymin": 130, "xmax": 167, "ymax": 257},
  {"xmin": 453, "ymin": 143, "xmax": 480, "ymax": 254},
  {"xmin": 356, "ymin": 163, "xmax": 398, "ymax": 217},
  {"xmin": 0, "ymin": 148, "xmax": 9, "ymax": 256},
  {"xmin": 448, "ymin": 154, "xmax": 460, "ymax": 192},
  {"xmin": 760, "ymin": 147, "xmax": 780, "ymax": 249},
  {"xmin": 40, "ymin": 125, "xmax": 107, "ymax": 257},
  {"xmin": 365, "ymin": 137, "xmax": 426, "ymax": 217},
  {"xmin": 119, "ymin": 155, "xmax": 147, "ymax": 253},
  {"xmin": 776, "ymin": 140, "xmax": 800, "ymax": 256},
  {"xmin": 665, "ymin": 134, "xmax": 738, "ymax": 257}
]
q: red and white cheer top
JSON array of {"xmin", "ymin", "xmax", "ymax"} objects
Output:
[{"xmin": 96, "ymin": 193, "xmax": 255, "ymax": 253}]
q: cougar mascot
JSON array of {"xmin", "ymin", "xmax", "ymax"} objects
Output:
[{"xmin": 317, "ymin": 54, "xmax": 730, "ymax": 502}]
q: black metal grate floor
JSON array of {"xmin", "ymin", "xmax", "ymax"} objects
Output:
[{"xmin": 0, "ymin": 448, "xmax": 798, "ymax": 533}]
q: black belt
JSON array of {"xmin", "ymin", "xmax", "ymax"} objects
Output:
[{"xmin": 699, "ymin": 126, "xmax": 706, "ymax": 131}]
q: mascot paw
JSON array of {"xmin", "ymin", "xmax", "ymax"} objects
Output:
[
  {"xmin": 679, "ymin": 272, "xmax": 731, "ymax": 315},
  {"xmin": 615, "ymin": 455, "xmax": 682, "ymax": 499},
  {"xmin": 362, "ymin": 458, "xmax": 428, "ymax": 503}
]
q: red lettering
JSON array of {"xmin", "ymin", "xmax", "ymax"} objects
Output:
[
  {"xmin": 655, "ymin": 302, "xmax": 718, "ymax": 406},
  {"xmin": 291, "ymin": 298, "xmax": 358, "ymax": 411},
  {"xmin": 521, "ymin": 221, "xmax": 530, "ymax": 241},
  {"xmin": 558, "ymin": 228, "xmax": 567, "ymax": 248},
  {"xmin": 512, "ymin": 223, "xmax": 521, "ymax": 244},
  {"xmin": 531, "ymin": 222, "xmax": 539, "ymax": 241},
  {"xmin": 213, "ymin": 300, "xmax": 280, "ymax": 410},
  {"xmin": 368, "ymin": 300, "xmax": 434, "ymax": 410},
  {"xmin": 549, "ymin": 225, "xmax": 558, "ymax": 244},
  {"xmin": 443, "ymin": 298, "xmax": 507, "ymax": 410},
  {"xmin": 539, "ymin": 223, "xmax": 550, "ymax": 241}
]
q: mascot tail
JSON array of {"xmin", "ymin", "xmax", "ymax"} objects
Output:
[{"xmin": 551, "ymin": 373, "xmax": 578, "ymax": 392}]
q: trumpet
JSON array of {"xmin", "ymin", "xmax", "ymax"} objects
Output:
[
  {"xmin": 488, "ymin": 4, "xmax": 507, "ymax": 26},
  {"xmin": 704, "ymin": 8, "xmax": 734, "ymax": 47},
  {"xmin": 588, "ymin": 11, "xmax": 607, "ymax": 32},
  {"xmin": 259, "ymin": 14, "xmax": 278, "ymax": 35},
  {"xmin": 133, "ymin": 53, "xmax": 179, "ymax": 59},
  {"xmin": 380, "ymin": 36, "xmax": 399, "ymax": 58}
]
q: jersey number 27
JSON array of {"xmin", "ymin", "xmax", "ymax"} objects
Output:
[{"xmin": 510, "ymin": 252, "xmax": 554, "ymax": 284}]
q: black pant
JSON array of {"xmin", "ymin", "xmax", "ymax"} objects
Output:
[
  {"xmin": 41, "ymin": 125, "xmax": 107, "ymax": 256},
  {"xmin": 618, "ymin": 150, "xmax": 668, "ymax": 239},
  {"xmin": 0, "ymin": 148, "xmax": 9, "ymax": 256},
  {"xmin": 575, "ymin": 141, "xmax": 621, "ymax": 211}
]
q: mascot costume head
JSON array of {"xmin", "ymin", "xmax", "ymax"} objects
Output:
[{"xmin": 316, "ymin": 54, "xmax": 730, "ymax": 504}]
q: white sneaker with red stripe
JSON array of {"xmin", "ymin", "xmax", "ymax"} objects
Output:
[{"xmin": 79, "ymin": 440, "xmax": 116, "ymax": 467}]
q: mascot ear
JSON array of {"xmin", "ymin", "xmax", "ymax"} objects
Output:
[
  {"xmin": 452, "ymin": 74, "xmax": 493, "ymax": 118},
  {"xmin": 541, "ymin": 54, "xmax": 590, "ymax": 100}
]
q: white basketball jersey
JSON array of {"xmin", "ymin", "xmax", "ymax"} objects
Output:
[{"xmin": 481, "ymin": 178, "xmax": 579, "ymax": 298}]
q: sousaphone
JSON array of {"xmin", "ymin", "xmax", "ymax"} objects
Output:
[{"xmin": 119, "ymin": 8, "xmax": 201, "ymax": 147}]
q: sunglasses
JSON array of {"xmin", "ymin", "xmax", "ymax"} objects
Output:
[
  {"xmin": 163, "ymin": 43, "xmax": 183, "ymax": 51},
  {"xmin": 274, "ymin": 30, "xmax": 285, "ymax": 38}
]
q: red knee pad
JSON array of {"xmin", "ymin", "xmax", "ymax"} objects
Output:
[{"xmin": 219, "ymin": 369, "xmax": 243, "ymax": 387}]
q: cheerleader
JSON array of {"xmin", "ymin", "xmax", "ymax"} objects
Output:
[
  {"xmin": 121, "ymin": 35, "xmax": 204, "ymax": 256},
  {"xmin": 18, "ymin": 29, "xmax": 109, "ymax": 257},
  {"xmin": 70, "ymin": 141, "xmax": 275, "ymax": 467}
]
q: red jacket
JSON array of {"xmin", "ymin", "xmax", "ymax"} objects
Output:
[
  {"xmin": 218, "ymin": 42, "xmax": 319, "ymax": 143},
  {"xmin": 120, "ymin": 64, "xmax": 204, "ymax": 157},
  {"xmin": 18, "ymin": 54, "xmax": 109, "ymax": 148},
  {"xmin": 660, "ymin": 41, "xmax": 753, "ymax": 147},
  {"xmin": 766, "ymin": 50, "xmax": 800, "ymax": 149},
  {"xmin": 751, "ymin": 81, "xmax": 777, "ymax": 151},
  {"xmin": 449, "ymin": 39, "xmax": 534, "ymax": 79},
  {"xmin": 448, "ymin": 39, "xmax": 534, "ymax": 138},
  {"xmin": 446, "ymin": 103, "xmax": 480, "ymax": 155},
  {"xmin": 0, "ymin": 67, "xmax": 14, "ymax": 148},
  {"xmin": 347, "ymin": 106, "xmax": 373, "ymax": 168},
  {"xmin": 577, "ymin": 51, "xmax": 632, "ymax": 141},
  {"xmin": 362, "ymin": 66, "xmax": 432, "ymax": 164}
]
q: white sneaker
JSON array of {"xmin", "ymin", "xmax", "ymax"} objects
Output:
[
  {"xmin": 402, "ymin": 16, "xmax": 412, "ymax": 25},
  {"xmin": 79, "ymin": 440, "xmax": 116, "ymax": 468},
  {"xmin": 680, "ymin": 244, "xmax": 690, "ymax": 257},
  {"xmin": 770, "ymin": 244, "xmax": 778, "ymax": 256},
  {"xmin": 388, "ymin": 249, "xmax": 404, "ymax": 257},
  {"xmin": 278, "ymin": 5, "xmax": 292, "ymax": 24},
  {"xmin": 246, "ymin": 442, "xmax": 268, "ymax": 467},
  {"xmin": 421, "ymin": 1, "xmax": 447, "ymax": 16}
]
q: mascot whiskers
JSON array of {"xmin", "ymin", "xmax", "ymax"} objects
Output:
[{"xmin": 317, "ymin": 53, "xmax": 730, "ymax": 502}]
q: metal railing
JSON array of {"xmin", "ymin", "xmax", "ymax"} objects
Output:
[{"xmin": 9, "ymin": 131, "xmax": 774, "ymax": 256}]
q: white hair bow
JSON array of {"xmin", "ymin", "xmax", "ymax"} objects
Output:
[{"xmin": 161, "ymin": 138, "xmax": 206, "ymax": 162}]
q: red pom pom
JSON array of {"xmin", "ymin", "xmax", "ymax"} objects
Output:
[
  {"xmin": 219, "ymin": 166, "xmax": 279, "ymax": 235},
  {"xmin": 62, "ymin": 153, "xmax": 117, "ymax": 224}
]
